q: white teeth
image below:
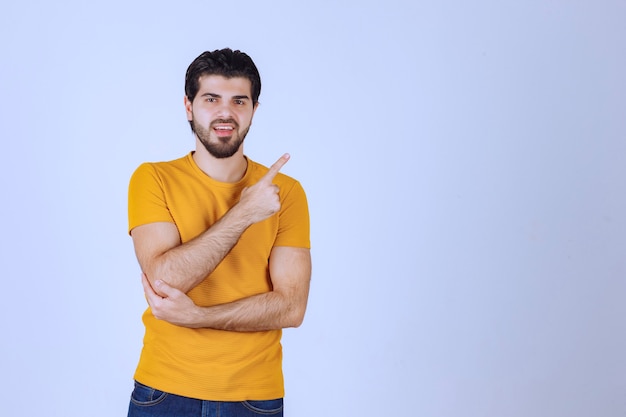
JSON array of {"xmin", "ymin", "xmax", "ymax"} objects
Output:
[{"xmin": 215, "ymin": 126, "xmax": 233, "ymax": 130}]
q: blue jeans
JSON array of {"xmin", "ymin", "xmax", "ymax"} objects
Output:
[{"xmin": 127, "ymin": 381, "xmax": 284, "ymax": 417}]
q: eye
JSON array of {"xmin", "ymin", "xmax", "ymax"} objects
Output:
[
  {"xmin": 234, "ymin": 99, "xmax": 245, "ymax": 105},
  {"xmin": 206, "ymin": 97, "xmax": 217, "ymax": 103}
]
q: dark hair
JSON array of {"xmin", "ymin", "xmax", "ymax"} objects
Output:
[{"xmin": 185, "ymin": 48, "xmax": 261, "ymax": 105}]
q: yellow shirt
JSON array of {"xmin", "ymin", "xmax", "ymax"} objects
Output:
[{"xmin": 128, "ymin": 152, "xmax": 310, "ymax": 401}]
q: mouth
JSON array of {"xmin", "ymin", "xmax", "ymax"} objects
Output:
[
  {"xmin": 213, "ymin": 125, "xmax": 235, "ymax": 140},
  {"xmin": 211, "ymin": 120, "xmax": 237, "ymax": 137}
]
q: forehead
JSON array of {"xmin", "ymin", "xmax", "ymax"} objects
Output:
[{"xmin": 197, "ymin": 75, "xmax": 252, "ymax": 97}]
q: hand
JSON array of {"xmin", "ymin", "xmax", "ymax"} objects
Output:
[
  {"xmin": 141, "ymin": 273, "xmax": 202, "ymax": 328},
  {"xmin": 238, "ymin": 153, "xmax": 290, "ymax": 224}
]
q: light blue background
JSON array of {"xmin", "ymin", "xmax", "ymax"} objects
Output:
[{"xmin": 1, "ymin": 1, "xmax": 624, "ymax": 416}]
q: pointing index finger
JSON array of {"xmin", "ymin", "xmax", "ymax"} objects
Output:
[{"xmin": 263, "ymin": 153, "xmax": 290, "ymax": 182}]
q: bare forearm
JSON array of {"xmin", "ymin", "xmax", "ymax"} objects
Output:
[
  {"xmin": 148, "ymin": 205, "xmax": 252, "ymax": 293},
  {"xmin": 136, "ymin": 155, "xmax": 289, "ymax": 294},
  {"xmin": 143, "ymin": 247, "xmax": 312, "ymax": 331},
  {"xmin": 146, "ymin": 277, "xmax": 307, "ymax": 332},
  {"xmin": 195, "ymin": 292, "xmax": 306, "ymax": 331}
]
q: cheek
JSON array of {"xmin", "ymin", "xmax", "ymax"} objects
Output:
[
  {"xmin": 239, "ymin": 111, "xmax": 255, "ymax": 126},
  {"xmin": 190, "ymin": 109, "xmax": 211, "ymax": 124}
]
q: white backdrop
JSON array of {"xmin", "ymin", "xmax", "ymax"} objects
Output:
[{"xmin": 1, "ymin": 1, "xmax": 625, "ymax": 416}]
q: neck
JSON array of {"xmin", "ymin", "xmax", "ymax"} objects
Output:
[{"xmin": 192, "ymin": 142, "xmax": 248, "ymax": 183}]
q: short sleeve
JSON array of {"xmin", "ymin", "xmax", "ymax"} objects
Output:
[
  {"xmin": 128, "ymin": 163, "xmax": 175, "ymax": 234},
  {"xmin": 274, "ymin": 180, "xmax": 310, "ymax": 248}
]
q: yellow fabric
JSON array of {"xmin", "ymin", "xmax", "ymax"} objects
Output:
[{"xmin": 128, "ymin": 152, "xmax": 310, "ymax": 401}]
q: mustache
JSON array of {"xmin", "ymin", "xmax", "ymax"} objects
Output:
[{"xmin": 210, "ymin": 119, "xmax": 239, "ymax": 128}]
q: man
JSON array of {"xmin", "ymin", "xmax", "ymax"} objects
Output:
[{"xmin": 126, "ymin": 48, "xmax": 311, "ymax": 417}]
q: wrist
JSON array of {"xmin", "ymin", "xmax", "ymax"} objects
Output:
[
  {"xmin": 187, "ymin": 305, "xmax": 207, "ymax": 329},
  {"xmin": 228, "ymin": 201, "xmax": 255, "ymax": 229}
]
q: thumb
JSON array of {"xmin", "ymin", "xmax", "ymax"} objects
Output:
[
  {"xmin": 142, "ymin": 273, "xmax": 174, "ymax": 298},
  {"xmin": 153, "ymin": 278, "xmax": 176, "ymax": 298}
]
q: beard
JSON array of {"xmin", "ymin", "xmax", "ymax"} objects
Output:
[{"xmin": 192, "ymin": 118, "xmax": 251, "ymax": 159}]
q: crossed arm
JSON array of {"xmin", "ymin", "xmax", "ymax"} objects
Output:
[
  {"xmin": 141, "ymin": 246, "xmax": 311, "ymax": 331},
  {"xmin": 131, "ymin": 154, "xmax": 312, "ymax": 331}
]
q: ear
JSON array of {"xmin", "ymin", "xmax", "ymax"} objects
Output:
[
  {"xmin": 184, "ymin": 96, "xmax": 193, "ymax": 122},
  {"xmin": 251, "ymin": 101, "xmax": 260, "ymax": 118}
]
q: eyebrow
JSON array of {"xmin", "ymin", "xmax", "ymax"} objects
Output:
[{"xmin": 200, "ymin": 92, "xmax": 250, "ymax": 100}]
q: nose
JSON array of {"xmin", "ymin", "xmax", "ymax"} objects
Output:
[{"xmin": 216, "ymin": 101, "xmax": 234, "ymax": 118}]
